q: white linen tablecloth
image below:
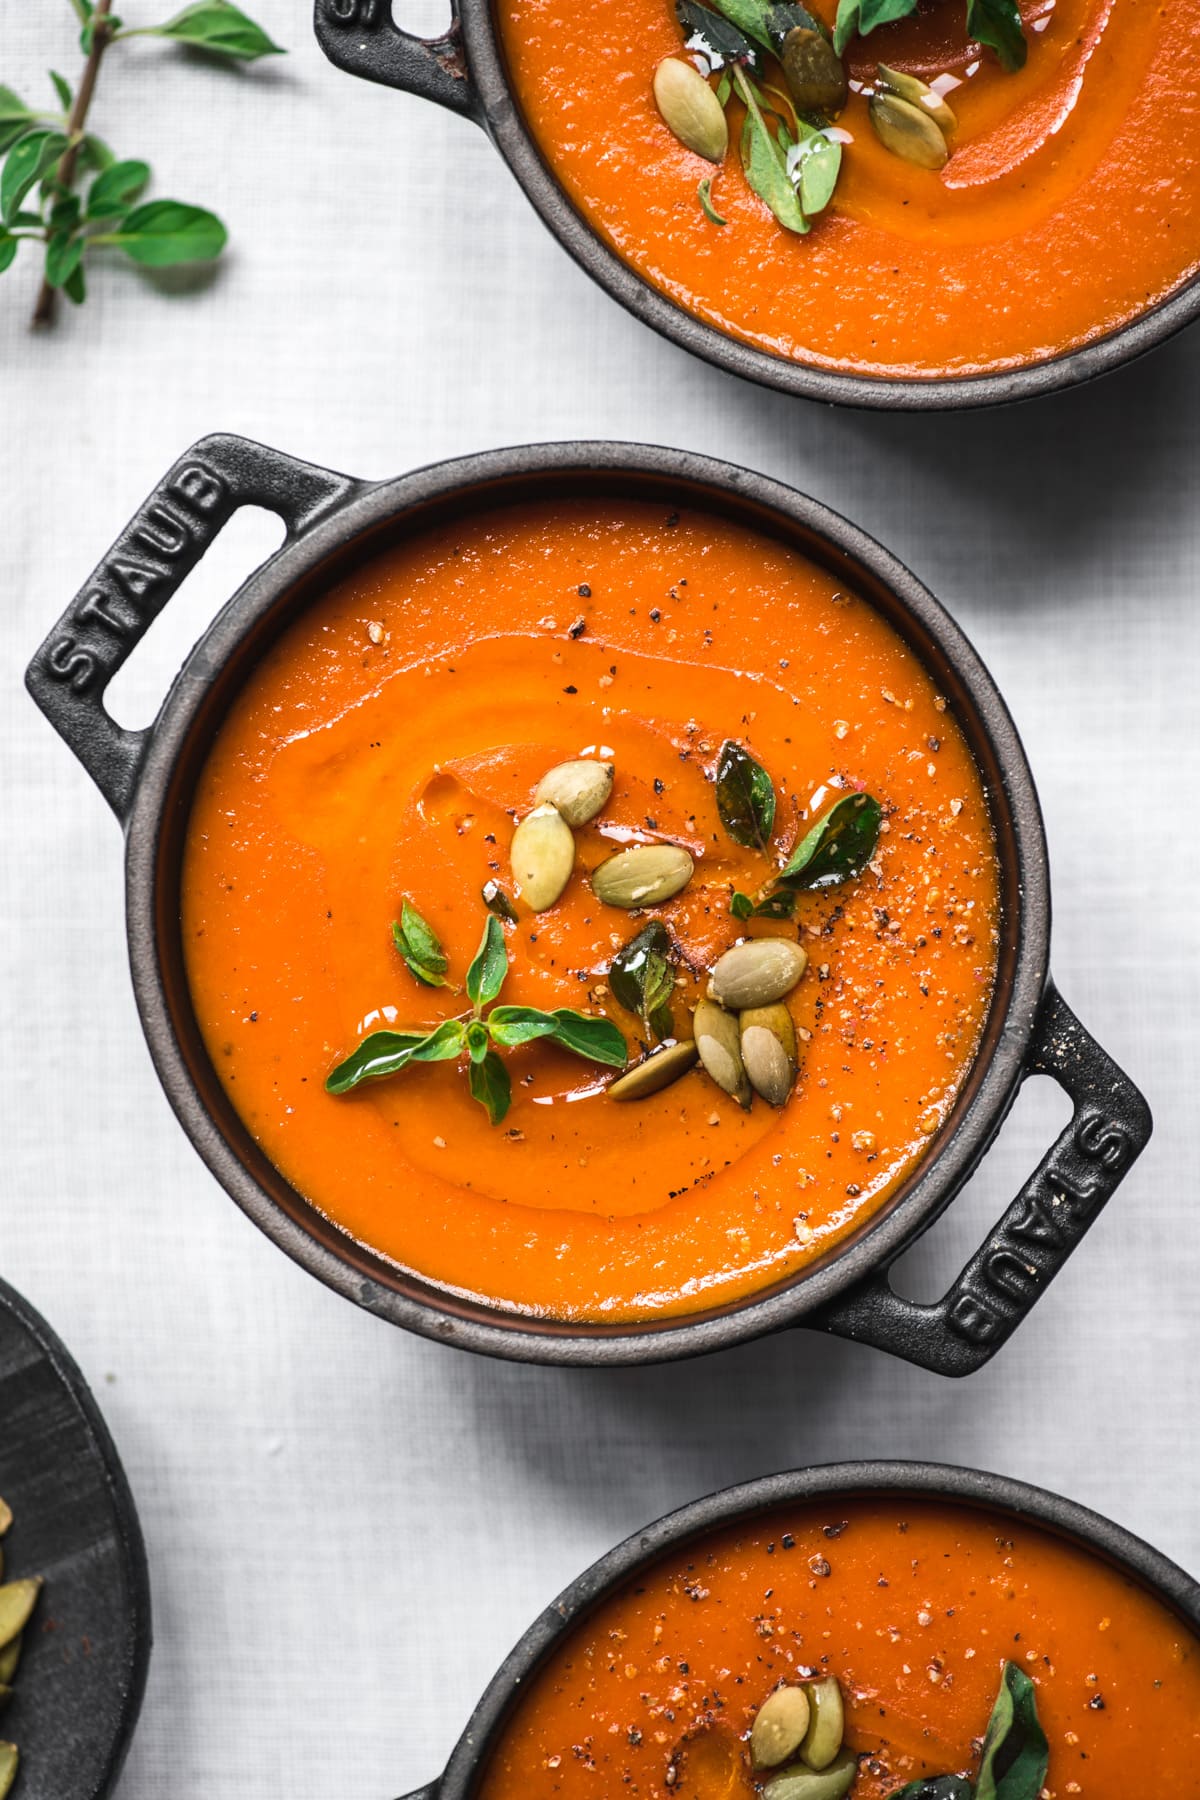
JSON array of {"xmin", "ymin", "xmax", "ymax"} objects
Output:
[{"xmin": 2, "ymin": 4, "xmax": 1198, "ymax": 1794}]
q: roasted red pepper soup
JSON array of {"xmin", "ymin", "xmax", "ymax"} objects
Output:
[
  {"xmin": 182, "ymin": 498, "xmax": 1000, "ymax": 1321},
  {"xmin": 496, "ymin": 0, "xmax": 1200, "ymax": 379},
  {"xmin": 479, "ymin": 1498, "xmax": 1200, "ymax": 1800}
]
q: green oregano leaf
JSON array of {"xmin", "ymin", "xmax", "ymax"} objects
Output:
[
  {"xmin": 714, "ymin": 738, "xmax": 776, "ymax": 849},
  {"xmin": 2, "ymin": 129, "xmax": 69, "ymax": 225},
  {"xmin": 466, "ymin": 915, "xmax": 508, "ymax": 1009},
  {"xmin": 106, "ymin": 199, "xmax": 226, "ymax": 265},
  {"xmin": 751, "ymin": 887, "xmax": 798, "ymax": 920},
  {"xmin": 0, "ymin": 233, "xmax": 19, "ymax": 274},
  {"xmin": 79, "ymin": 133, "xmax": 115, "ymax": 173},
  {"xmin": 50, "ymin": 70, "xmax": 74, "ymax": 111},
  {"xmin": 735, "ymin": 72, "xmax": 808, "ymax": 234},
  {"xmin": 676, "ymin": 0, "xmax": 762, "ymax": 68},
  {"xmin": 487, "ymin": 1005, "xmax": 560, "ymax": 1049},
  {"xmin": 609, "ymin": 921, "xmax": 676, "ymax": 1042},
  {"xmin": 700, "ymin": 0, "xmax": 775, "ymax": 52},
  {"xmin": 45, "ymin": 230, "xmax": 84, "ymax": 288},
  {"xmin": 406, "ymin": 1019, "xmax": 468, "ymax": 1063},
  {"xmin": 0, "ymin": 88, "xmax": 36, "ymax": 158},
  {"xmin": 547, "ymin": 1010, "xmax": 628, "ymax": 1067},
  {"xmin": 469, "ymin": 1049, "xmax": 512, "ymax": 1125},
  {"xmin": 488, "ymin": 1006, "xmax": 627, "ymax": 1067},
  {"xmin": 792, "ymin": 128, "xmax": 841, "ymax": 215},
  {"xmin": 141, "ymin": 0, "xmax": 284, "ymax": 60},
  {"xmin": 481, "ymin": 879, "xmax": 519, "ymax": 924},
  {"xmin": 62, "ymin": 260, "xmax": 86, "ymax": 303},
  {"xmin": 697, "ymin": 175, "xmax": 727, "ymax": 225},
  {"xmin": 325, "ymin": 1029, "xmax": 428, "ymax": 1096},
  {"xmin": 730, "ymin": 890, "xmax": 754, "ymax": 921},
  {"xmin": 975, "ymin": 1662, "xmax": 1048, "ymax": 1800},
  {"xmin": 392, "ymin": 899, "xmax": 450, "ymax": 989},
  {"xmin": 777, "ymin": 791, "xmax": 882, "ymax": 889},
  {"xmin": 87, "ymin": 158, "xmax": 150, "ymax": 219},
  {"xmin": 466, "ymin": 1019, "xmax": 491, "ymax": 1064},
  {"xmin": 763, "ymin": 0, "xmax": 825, "ymax": 47},
  {"xmin": 966, "ymin": 0, "xmax": 1026, "ymax": 70}
]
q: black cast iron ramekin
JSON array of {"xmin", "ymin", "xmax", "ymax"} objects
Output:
[
  {"xmin": 26, "ymin": 435, "xmax": 1150, "ymax": 1374},
  {"xmin": 387, "ymin": 1461, "xmax": 1200, "ymax": 1800},
  {"xmin": 312, "ymin": 0, "xmax": 1200, "ymax": 412}
]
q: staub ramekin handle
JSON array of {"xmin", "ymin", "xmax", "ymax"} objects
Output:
[
  {"xmin": 314, "ymin": 0, "xmax": 479, "ymax": 121},
  {"xmin": 25, "ymin": 433, "xmax": 358, "ymax": 822},
  {"xmin": 814, "ymin": 982, "xmax": 1152, "ymax": 1376}
]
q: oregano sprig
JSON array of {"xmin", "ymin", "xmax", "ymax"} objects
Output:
[
  {"xmin": 2, "ymin": 0, "xmax": 283, "ymax": 328},
  {"xmin": 326, "ymin": 911, "xmax": 628, "ymax": 1125}
]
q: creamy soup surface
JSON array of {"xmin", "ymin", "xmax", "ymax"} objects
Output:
[{"xmin": 183, "ymin": 499, "xmax": 1000, "ymax": 1320}]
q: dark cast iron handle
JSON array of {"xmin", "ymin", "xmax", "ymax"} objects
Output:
[
  {"xmin": 814, "ymin": 981, "xmax": 1151, "ymax": 1376},
  {"xmin": 313, "ymin": 0, "xmax": 478, "ymax": 121},
  {"xmin": 25, "ymin": 434, "xmax": 358, "ymax": 822}
]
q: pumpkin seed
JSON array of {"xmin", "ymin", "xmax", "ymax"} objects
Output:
[
  {"xmin": 694, "ymin": 1000, "xmax": 751, "ymax": 1108},
  {"xmin": 761, "ymin": 1748, "xmax": 858, "ymax": 1800},
  {"xmin": 800, "ymin": 1675, "xmax": 845, "ymax": 1771},
  {"xmin": 739, "ymin": 1004, "xmax": 797, "ymax": 1106},
  {"xmin": 608, "ymin": 1039, "xmax": 699, "ymax": 1101},
  {"xmin": 868, "ymin": 92, "xmax": 948, "ymax": 169},
  {"xmin": 875, "ymin": 63, "xmax": 955, "ymax": 134},
  {"xmin": 0, "ymin": 1502, "xmax": 9, "ymax": 1538},
  {"xmin": 0, "ymin": 1744, "xmax": 16, "ymax": 1800},
  {"xmin": 592, "ymin": 844, "xmax": 694, "ymax": 909},
  {"xmin": 653, "ymin": 56, "xmax": 729, "ymax": 163},
  {"xmin": 510, "ymin": 804, "xmax": 576, "ymax": 912},
  {"xmin": 534, "ymin": 759, "xmax": 614, "ymax": 828},
  {"xmin": 0, "ymin": 1641, "xmax": 19, "ymax": 1688},
  {"xmin": 707, "ymin": 938, "xmax": 807, "ymax": 1009},
  {"xmin": 751, "ymin": 1684, "xmax": 812, "ymax": 1768},
  {"xmin": 781, "ymin": 28, "xmax": 847, "ymax": 117},
  {"xmin": 0, "ymin": 1582, "xmax": 40, "ymax": 1651}
]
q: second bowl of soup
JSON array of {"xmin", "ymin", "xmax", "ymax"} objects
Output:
[
  {"xmin": 316, "ymin": 0, "xmax": 1200, "ymax": 406},
  {"xmin": 26, "ymin": 435, "xmax": 1149, "ymax": 1369}
]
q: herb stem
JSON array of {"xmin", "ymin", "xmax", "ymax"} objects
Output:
[{"xmin": 32, "ymin": 0, "xmax": 115, "ymax": 328}]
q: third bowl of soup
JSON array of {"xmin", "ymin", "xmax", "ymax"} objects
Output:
[
  {"xmin": 26, "ymin": 435, "xmax": 1149, "ymax": 1370},
  {"xmin": 315, "ymin": 0, "xmax": 1200, "ymax": 407},
  {"xmin": 403, "ymin": 1462, "xmax": 1200, "ymax": 1800}
]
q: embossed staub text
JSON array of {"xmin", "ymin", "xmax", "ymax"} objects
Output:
[{"xmin": 40, "ymin": 459, "xmax": 229, "ymax": 695}]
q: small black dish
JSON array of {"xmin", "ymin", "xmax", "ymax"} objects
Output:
[{"xmin": 0, "ymin": 1275, "xmax": 151, "ymax": 1800}]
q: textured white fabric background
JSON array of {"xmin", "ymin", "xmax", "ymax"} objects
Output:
[{"xmin": 2, "ymin": 4, "xmax": 1199, "ymax": 1796}]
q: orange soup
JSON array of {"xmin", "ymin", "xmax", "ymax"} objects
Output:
[
  {"xmin": 479, "ymin": 1497, "xmax": 1200, "ymax": 1800},
  {"xmin": 496, "ymin": 0, "xmax": 1200, "ymax": 378},
  {"xmin": 182, "ymin": 498, "xmax": 999, "ymax": 1321}
]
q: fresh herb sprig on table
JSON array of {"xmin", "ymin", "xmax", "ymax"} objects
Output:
[
  {"xmin": 1, "ymin": 0, "xmax": 282, "ymax": 327},
  {"xmin": 326, "ymin": 909, "xmax": 627, "ymax": 1126},
  {"xmin": 713, "ymin": 738, "xmax": 883, "ymax": 921}
]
